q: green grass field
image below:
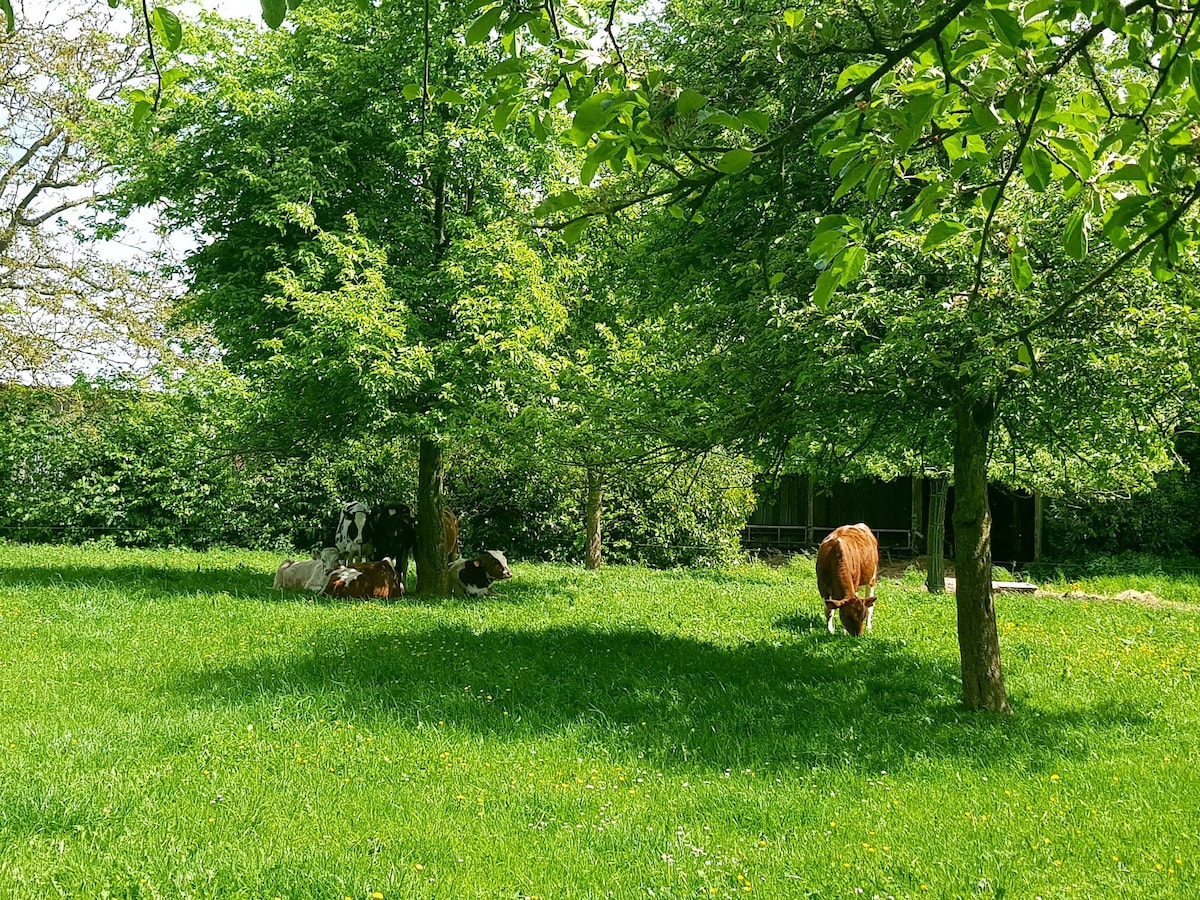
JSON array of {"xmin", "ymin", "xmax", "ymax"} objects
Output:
[{"xmin": 1, "ymin": 543, "xmax": 1197, "ymax": 899}]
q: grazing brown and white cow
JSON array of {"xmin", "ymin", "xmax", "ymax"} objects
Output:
[
  {"xmin": 816, "ymin": 523, "xmax": 879, "ymax": 636},
  {"xmin": 449, "ymin": 550, "xmax": 512, "ymax": 597},
  {"xmin": 323, "ymin": 558, "xmax": 402, "ymax": 601},
  {"xmin": 273, "ymin": 548, "xmax": 341, "ymax": 593}
]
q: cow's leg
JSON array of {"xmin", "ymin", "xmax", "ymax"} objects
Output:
[
  {"xmin": 826, "ymin": 607, "xmax": 836, "ymax": 635},
  {"xmin": 865, "ymin": 604, "xmax": 875, "ymax": 632}
]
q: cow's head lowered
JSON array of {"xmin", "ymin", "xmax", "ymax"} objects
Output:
[{"xmin": 824, "ymin": 596, "xmax": 876, "ymax": 637}]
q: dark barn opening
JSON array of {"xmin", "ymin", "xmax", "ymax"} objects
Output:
[{"xmin": 744, "ymin": 474, "xmax": 1040, "ymax": 564}]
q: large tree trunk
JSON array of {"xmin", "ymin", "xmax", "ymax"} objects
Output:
[
  {"xmin": 952, "ymin": 397, "xmax": 1011, "ymax": 713},
  {"xmin": 415, "ymin": 437, "xmax": 450, "ymax": 597},
  {"xmin": 585, "ymin": 467, "xmax": 603, "ymax": 570},
  {"xmin": 925, "ymin": 475, "xmax": 948, "ymax": 594}
]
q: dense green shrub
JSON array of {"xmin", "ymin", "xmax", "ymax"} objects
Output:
[
  {"xmin": 448, "ymin": 447, "xmax": 757, "ymax": 566},
  {"xmin": 0, "ymin": 375, "xmax": 360, "ymax": 550},
  {"xmin": 1044, "ymin": 470, "xmax": 1200, "ymax": 559},
  {"xmin": 0, "ymin": 376, "xmax": 756, "ymax": 565}
]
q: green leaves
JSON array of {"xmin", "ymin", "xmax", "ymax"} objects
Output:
[
  {"xmin": 1, "ymin": 0, "xmax": 13, "ymax": 32},
  {"xmin": 782, "ymin": 8, "xmax": 805, "ymax": 29},
  {"xmin": 261, "ymin": 0, "xmax": 288, "ymax": 31},
  {"xmin": 677, "ymin": 89, "xmax": 707, "ymax": 117},
  {"xmin": 151, "ymin": 7, "xmax": 183, "ymax": 53},
  {"xmin": 808, "ymin": 216, "xmax": 865, "ymax": 311},
  {"xmin": 126, "ymin": 88, "xmax": 157, "ymax": 128},
  {"xmin": 533, "ymin": 192, "xmax": 582, "ymax": 219},
  {"xmin": 987, "ymin": 7, "xmax": 1024, "ymax": 48},
  {"xmin": 738, "ymin": 109, "xmax": 770, "ymax": 136},
  {"xmin": 1063, "ymin": 209, "xmax": 1088, "ymax": 261},
  {"xmin": 569, "ymin": 94, "xmax": 612, "ymax": 147},
  {"xmin": 1021, "ymin": 146, "xmax": 1052, "ymax": 193},
  {"xmin": 467, "ymin": 5, "xmax": 503, "ymax": 45},
  {"xmin": 1009, "ymin": 246, "xmax": 1034, "ymax": 291},
  {"xmin": 715, "ymin": 148, "xmax": 755, "ymax": 175},
  {"xmin": 922, "ymin": 220, "xmax": 968, "ymax": 251}
]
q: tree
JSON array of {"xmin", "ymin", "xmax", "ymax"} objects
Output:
[
  {"xmin": 468, "ymin": 0, "xmax": 1200, "ymax": 712},
  {"xmin": 789, "ymin": 2, "xmax": 1200, "ymax": 713},
  {"xmin": 124, "ymin": 1, "xmax": 576, "ymax": 594},
  {"xmin": 1, "ymin": 1, "xmax": 176, "ymax": 384}
]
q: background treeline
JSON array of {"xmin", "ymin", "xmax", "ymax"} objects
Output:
[
  {"xmin": 0, "ymin": 375, "xmax": 756, "ymax": 566},
  {"xmin": 1043, "ymin": 432, "xmax": 1200, "ymax": 561},
  {"xmin": 5, "ymin": 375, "xmax": 1200, "ymax": 565}
]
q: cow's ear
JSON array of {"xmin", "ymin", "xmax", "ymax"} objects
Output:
[
  {"xmin": 864, "ymin": 597, "xmax": 876, "ymax": 607},
  {"xmin": 471, "ymin": 560, "xmax": 481, "ymax": 569},
  {"xmin": 825, "ymin": 600, "xmax": 844, "ymax": 610}
]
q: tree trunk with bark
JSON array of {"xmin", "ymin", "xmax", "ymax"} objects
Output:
[
  {"xmin": 585, "ymin": 467, "xmax": 603, "ymax": 570},
  {"xmin": 952, "ymin": 397, "xmax": 1011, "ymax": 713},
  {"xmin": 415, "ymin": 437, "xmax": 450, "ymax": 597},
  {"xmin": 925, "ymin": 475, "xmax": 948, "ymax": 594}
]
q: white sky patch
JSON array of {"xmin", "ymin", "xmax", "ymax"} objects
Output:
[{"xmin": 188, "ymin": 0, "xmax": 263, "ymax": 21}]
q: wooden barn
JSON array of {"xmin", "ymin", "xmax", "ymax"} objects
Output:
[{"xmin": 743, "ymin": 474, "xmax": 1041, "ymax": 564}]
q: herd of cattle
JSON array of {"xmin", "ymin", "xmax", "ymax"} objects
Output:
[
  {"xmin": 272, "ymin": 501, "xmax": 513, "ymax": 600},
  {"xmin": 274, "ymin": 503, "xmax": 880, "ymax": 636}
]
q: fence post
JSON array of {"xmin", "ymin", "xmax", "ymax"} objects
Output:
[{"xmin": 926, "ymin": 476, "xmax": 948, "ymax": 594}]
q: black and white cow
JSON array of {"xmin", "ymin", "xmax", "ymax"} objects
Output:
[
  {"xmin": 333, "ymin": 501, "xmax": 372, "ymax": 563},
  {"xmin": 371, "ymin": 501, "xmax": 418, "ymax": 589},
  {"xmin": 449, "ymin": 550, "xmax": 513, "ymax": 597}
]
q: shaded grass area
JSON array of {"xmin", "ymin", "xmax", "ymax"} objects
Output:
[{"xmin": 0, "ymin": 544, "xmax": 1197, "ymax": 898}]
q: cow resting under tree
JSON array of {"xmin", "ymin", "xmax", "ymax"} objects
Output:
[
  {"xmin": 816, "ymin": 523, "xmax": 879, "ymax": 636},
  {"xmin": 273, "ymin": 547, "xmax": 341, "ymax": 593},
  {"xmin": 331, "ymin": 500, "xmax": 456, "ymax": 591},
  {"xmin": 323, "ymin": 558, "xmax": 403, "ymax": 601},
  {"xmin": 449, "ymin": 550, "xmax": 512, "ymax": 597}
]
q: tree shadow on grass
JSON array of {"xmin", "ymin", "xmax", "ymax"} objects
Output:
[
  {"xmin": 172, "ymin": 621, "xmax": 1150, "ymax": 777},
  {"xmin": 0, "ymin": 559, "xmax": 553, "ymax": 607},
  {"xmin": 0, "ymin": 562, "xmax": 272, "ymax": 599}
]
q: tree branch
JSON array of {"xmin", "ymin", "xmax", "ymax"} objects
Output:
[
  {"xmin": 140, "ymin": 0, "xmax": 163, "ymax": 110},
  {"xmin": 1011, "ymin": 180, "xmax": 1200, "ymax": 341}
]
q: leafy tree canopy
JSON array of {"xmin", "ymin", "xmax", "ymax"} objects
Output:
[
  {"xmin": 124, "ymin": 0, "xmax": 577, "ymax": 452},
  {"xmin": 1, "ymin": 1, "xmax": 177, "ymax": 383}
]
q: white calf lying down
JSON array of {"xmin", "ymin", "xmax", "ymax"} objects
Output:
[{"xmin": 273, "ymin": 548, "xmax": 340, "ymax": 593}]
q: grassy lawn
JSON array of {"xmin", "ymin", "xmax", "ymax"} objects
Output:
[{"xmin": 0, "ymin": 543, "xmax": 1197, "ymax": 899}]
